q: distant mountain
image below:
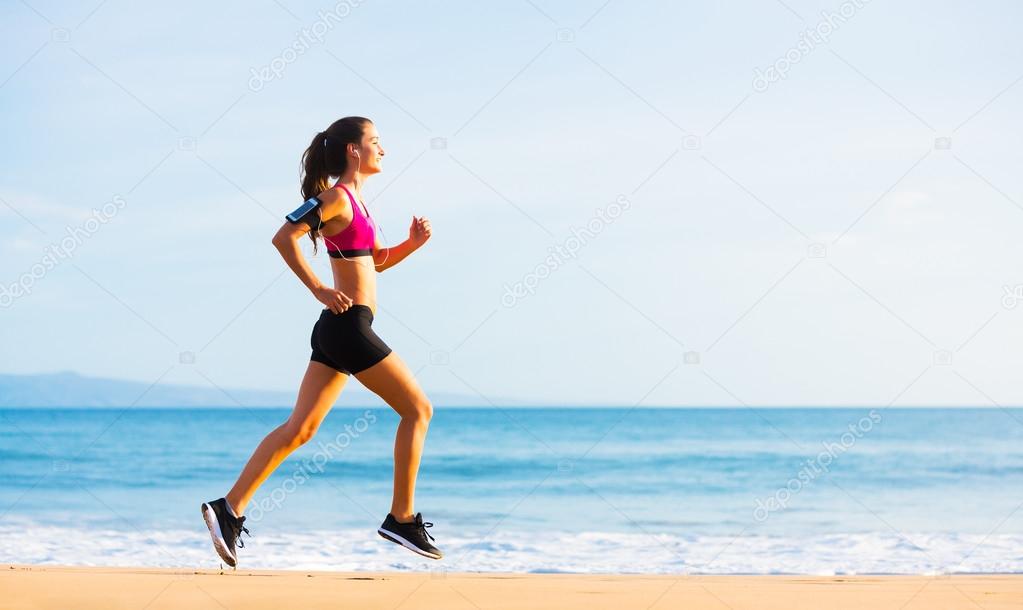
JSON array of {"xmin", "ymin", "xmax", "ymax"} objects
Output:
[{"xmin": 0, "ymin": 371, "xmax": 519, "ymax": 408}]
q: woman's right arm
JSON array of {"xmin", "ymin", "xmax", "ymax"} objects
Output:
[{"xmin": 272, "ymin": 192, "xmax": 352, "ymax": 314}]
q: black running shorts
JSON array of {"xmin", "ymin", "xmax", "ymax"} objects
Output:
[{"xmin": 310, "ymin": 305, "xmax": 392, "ymax": 375}]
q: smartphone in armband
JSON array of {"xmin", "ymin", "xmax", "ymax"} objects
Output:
[{"xmin": 286, "ymin": 196, "xmax": 322, "ymax": 225}]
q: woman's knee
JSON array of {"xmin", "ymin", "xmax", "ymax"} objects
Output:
[
  {"xmin": 406, "ymin": 398, "xmax": 432, "ymax": 423},
  {"xmin": 281, "ymin": 419, "xmax": 319, "ymax": 447}
]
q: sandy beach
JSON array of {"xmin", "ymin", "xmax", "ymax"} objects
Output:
[{"xmin": 3, "ymin": 565, "xmax": 1020, "ymax": 609}]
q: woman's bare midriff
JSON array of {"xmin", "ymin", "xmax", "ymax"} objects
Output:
[{"xmin": 329, "ymin": 255, "xmax": 377, "ymax": 314}]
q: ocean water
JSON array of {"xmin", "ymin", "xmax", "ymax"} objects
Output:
[{"xmin": 1, "ymin": 407, "xmax": 1022, "ymax": 574}]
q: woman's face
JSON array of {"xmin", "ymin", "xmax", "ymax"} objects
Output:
[{"xmin": 353, "ymin": 123, "xmax": 385, "ymax": 174}]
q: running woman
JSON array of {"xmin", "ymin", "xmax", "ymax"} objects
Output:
[{"xmin": 201, "ymin": 116, "xmax": 442, "ymax": 567}]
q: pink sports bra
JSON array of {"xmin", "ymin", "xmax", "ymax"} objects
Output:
[{"xmin": 322, "ymin": 183, "xmax": 377, "ymax": 259}]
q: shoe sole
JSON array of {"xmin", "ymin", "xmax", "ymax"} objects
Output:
[
  {"xmin": 377, "ymin": 527, "xmax": 442, "ymax": 560},
  {"xmin": 201, "ymin": 503, "xmax": 238, "ymax": 567}
]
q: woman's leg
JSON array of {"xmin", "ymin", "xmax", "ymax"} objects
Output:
[
  {"xmin": 225, "ymin": 361, "xmax": 348, "ymax": 515},
  {"xmin": 354, "ymin": 351, "xmax": 433, "ymax": 523}
]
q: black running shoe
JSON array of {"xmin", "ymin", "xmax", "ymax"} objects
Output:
[
  {"xmin": 201, "ymin": 498, "xmax": 250, "ymax": 567},
  {"xmin": 378, "ymin": 512, "xmax": 443, "ymax": 559}
]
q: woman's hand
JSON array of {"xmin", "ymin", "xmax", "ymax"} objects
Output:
[
  {"xmin": 313, "ymin": 284, "xmax": 354, "ymax": 314},
  {"xmin": 409, "ymin": 215, "xmax": 432, "ymax": 248}
]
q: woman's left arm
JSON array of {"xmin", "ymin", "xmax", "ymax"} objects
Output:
[{"xmin": 374, "ymin": 215, "xmax": 432, "ymax": 272}]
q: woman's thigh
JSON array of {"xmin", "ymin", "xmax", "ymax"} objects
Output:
[
  {"xmin": 354, "ymin": 352, "xmax": 431, "ymax": 420},
  {"xmin": 286, "ymin": 360, "xmax": 349, "ymax": 435}
]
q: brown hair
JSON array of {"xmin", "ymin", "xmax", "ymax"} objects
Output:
[{"xmin": 299, "ymin": 116, "xmax": 371, "ymax": 253}]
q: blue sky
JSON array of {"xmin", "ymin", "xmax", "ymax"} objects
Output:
[{"xmin": 2, "ymin": 0, "xmax": 1022, "ymax": 406}]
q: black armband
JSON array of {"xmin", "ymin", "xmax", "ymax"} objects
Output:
[{"xmin": 285, "ymin": 196, "xmax": 323, "ymax": 229}]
